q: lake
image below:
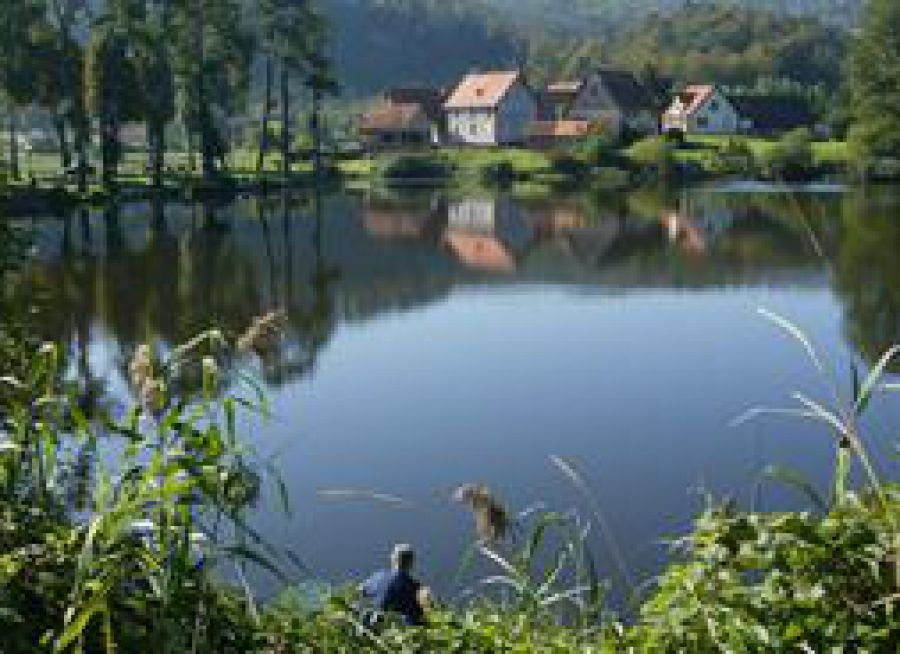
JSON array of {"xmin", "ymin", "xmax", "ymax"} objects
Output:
[{"xmin": 14, "ymin": 183, "xmax": 900, "ymax": 602}]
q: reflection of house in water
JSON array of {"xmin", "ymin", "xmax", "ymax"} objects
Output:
[
  {"xmin": 443, "ymin": 198, "xmax": 534, "ymax": 272},
  {"xmin": 362, "ymin": 197, "xmax": 443, "ymax": 240},
  {"xmin": 662, "ymin": 211, "xmax": 707, "ymax": 254}
]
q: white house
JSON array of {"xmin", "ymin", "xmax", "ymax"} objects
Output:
[
  {"xmin": 662, "ymin": 85, "xmax": 740, "ymax": 135},
  {"xmin": 444, "ymin": 71, "xmax": 537, "ymax": 146}
]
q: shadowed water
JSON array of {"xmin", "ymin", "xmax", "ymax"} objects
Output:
[{"xmin": 14, "ymin": 183, "xmax": 900, "ymax": 600}]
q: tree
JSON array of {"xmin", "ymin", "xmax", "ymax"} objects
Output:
[
  {"xmin": 44, "ymin": 0, "xmax": 93, "ymax": 192},
  {"xmin": 848, "ymin": 0, "xmax": 900, "ymax": 165},
  {"xmin": 84, "ymin": 11, "xmax": 142, "ymax": 188},
  {"xmin": 134, "ymin": 0, "xmax": 176, "ymax": 188},
  {"xmin": 171, "ymin": 0, "xmax": 252, "ymax": 182},
  {"xmin": 0, "ymin": 1, "xmax": 44, "ymax": 180},
  {"xmin": 256, "ymin": 0, "xmax": 327, "ymax": 182}
]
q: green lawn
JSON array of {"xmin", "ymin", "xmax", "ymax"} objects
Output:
[{"xmin": 667, "ymin": 134, "xmax": 849, "ymax": 165}]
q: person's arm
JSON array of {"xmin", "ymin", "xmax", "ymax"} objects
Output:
[{"xmin": 359, "ymin": 571, "xmax": 381, "ymax": 599}]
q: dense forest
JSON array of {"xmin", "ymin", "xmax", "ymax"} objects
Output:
[{"xmin": 323, "ymin": 0, "xmax": 859, "ymax": 95}]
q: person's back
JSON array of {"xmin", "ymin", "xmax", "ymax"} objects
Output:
[{"xmin": 360, "ymin": 544, "xmax": 426, "ymax": 626}]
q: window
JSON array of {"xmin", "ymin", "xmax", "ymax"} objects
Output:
[
  {"xmin": 710, "ymin": 100, "xmax": 720, "ymax": 112},
  {"xmin": 697, "ymin": 116, "xmax": 709, "ymax": 129},
  {"xmin": 470, "ymin": 122, "xmax": 478, "ymax": 136}
]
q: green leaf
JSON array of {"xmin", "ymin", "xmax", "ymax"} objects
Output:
[{"xmin": 855, "ymin": 345, "xmax": 900, "ymax": 416}]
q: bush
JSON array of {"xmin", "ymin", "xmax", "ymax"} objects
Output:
[
  {"xmin": 549, "ymin": 151, "xmax": 589, "ymax": 180},
  {"xmin": 480, "ymin": 160, "xmax": 518, "ymax": 186},
  {"xmin": 761, "ymin": 128, "xmax": 816, "ymax": 180},
  {"xmin": 706, "ymin": 137, "xmax": 756, "ymax": 175},
  {"xmin": 629, "ymin": 136, "xmax": 677, "ymax": 179},
  {"xmin": 381, "ymin": 154, "xmax": 451, "ymax": 182}
]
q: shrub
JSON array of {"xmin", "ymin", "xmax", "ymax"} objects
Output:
[
  {"xmin": 381, "ymin": 154, "xmax": 450, "ymax": 182},
  {"xmin": 480, "ymin": 160, "xmax": 518, "ymax": 186},
  {"xmin": 549, "ymin": 151, "xmax": 589, "ymax": 180},
  {"xmin": 629, "ymin": 136, "xmax": 677, "ymax": 179},
  {"xmin": 762, "ymin": 128, "xmax": 816, "ymax": 180},
  {"xmin": 706, "ymin": 137, "xmax": 756, "ymax": 175}
]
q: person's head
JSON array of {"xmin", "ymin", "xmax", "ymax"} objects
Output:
[{"xmin": 391, "ymin": 543, "xmax": 415, "ymax": 572}]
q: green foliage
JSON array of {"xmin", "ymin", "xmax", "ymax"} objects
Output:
[
  {"xmin": 848, "ymin": 0, "xmax": 900, "ymax": 166},
  {"xmin": 628, "ymin": 136, "xmax": 677, "ymax": 180},
  {"xmin": 380, "ymin": 153, "xmax": 452, "ymax": 182},
  {"xmin": 0, "ymin": 325, "xmax": 290, "ymax": 652},
  {"xmin": 760, "ymin": 128, "xmax": 816, "ymax": 180},
  {"xmin": 706, "ymin": 137, "xmax": 757, "ymax": 175}
]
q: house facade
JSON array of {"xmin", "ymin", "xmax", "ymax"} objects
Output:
[
  {"xmin": 662, "ymin": 85, "xmax": 740, "ymax": 135},
  {"xmin": 444, "ymin": 71, "xmax": 537, "ymax": 146},
  {"xmin": 561, "ymin": 69, "xmax": 658, "ymax": 136},
  {"xmin": 359, "ymin": 101, "xmax": 436, "ymax": 149}
]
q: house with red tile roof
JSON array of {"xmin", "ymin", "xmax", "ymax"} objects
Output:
[
  {"xmin": 360, "ymin": 99, "xmax": 437, "ymax": 150},
  {"xmin": 444, "ymin": 70, "xmax": 537, "ymax": 146},
  {"xmin": 662, "ymin": 85, "xmax": 740, "ymax": 135}
]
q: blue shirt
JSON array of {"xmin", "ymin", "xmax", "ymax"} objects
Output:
[{"xmin": 361, "ymin": 569, "xmax": 425, "ymax": 626}]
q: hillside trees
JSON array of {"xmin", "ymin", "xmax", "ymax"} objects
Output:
[{"xmin": 848, "ymin": 0, "xmax": 900, "ymax": 166}]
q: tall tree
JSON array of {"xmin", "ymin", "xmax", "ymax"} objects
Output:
[
  {"xmin": 849, "ymin": 0, "xmax": 900, "ymax": 164},
  {"xmin": 45, "ymin": 0, "xmax": 92, "ymax": 192},
  {"xmin": 135, "ymin": 0, "xmax": 176, "ymax": 188},
  {"xmin": 0, "ymin": 1, "xmax": 43, "ymax": 180},
  {"xmin": 85, "ymin": 3, "xmax": 142, "ymax": 188},
  {"xmin": 257, "ymin": 0, "xmax": 324, "ymax": 182},
  {"xmin": 171, "ymin": 0, "xmax": 252, "ymax": 182}
]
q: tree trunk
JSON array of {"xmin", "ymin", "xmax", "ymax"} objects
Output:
[
  {"xmin": 149, "ymin": 120, "xmax": 165, "ymax": 188},
  {"xmin": 74, "ymin": 114, "xmax": 89, "ymax": 193},
  {"xmin": 54, "ymin": 112, "xmax": 72, "ymax": 171},
  {"xmin": 194, "ymin": 0, "xmax": 215, "ymax": 181},
  {"xmin": 312, "ymin": 89, "xmax": 322, "ymax": 182},
  {"xmin": 257, "ymin": 55, "xmax": 274, "ymax": 176},
  {"xmin": 9, "ymin": 109, "xmax": 19, "ymax": 181},
  {"xmin": 280, "ymin": 60, "xmax": 290, "ymax": 183}
]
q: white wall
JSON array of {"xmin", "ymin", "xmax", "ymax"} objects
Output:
[
  {"xmin": 447, "ymin": 109, "xmax": 496, "ymax": 146},
  {"xmin": 446, "ymin": 81, "xmax": 536, "ymax": 146}
]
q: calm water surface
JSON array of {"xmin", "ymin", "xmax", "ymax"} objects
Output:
[{"xmin": 16, "ymin": 184, "xmax": 900, "ymax": 598}]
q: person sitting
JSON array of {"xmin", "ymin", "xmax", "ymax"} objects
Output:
[{"xmin": 359, "ymin": 543, "xmax": 428, "ymax": 627}]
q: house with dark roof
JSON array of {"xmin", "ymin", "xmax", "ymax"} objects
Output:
[
  {"xmin": 360, "ymin": 86, "xmax": 446, "ymax": 150},
  {"xmin": 662, "ymin": 85, "xmax": 741, "ymax": 135},
  {"xmin": 663, "ymin": 86, "xmax": 817, "ymax": 136},
  {"xmin": 729, "ymin": 95, "xmax": 815, "ymax": 135},
  {"xmin": 546, "ymin": 68, "xmax": 658, "ymax": 136},
  {"xmin": 444, "ymin": 70, "xmax": 537, "ymax": 146}
]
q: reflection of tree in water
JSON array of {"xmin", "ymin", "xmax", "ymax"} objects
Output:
[
  {"xmin": 833, "ymin": 191, "xmax": 900, "ymax": 369},
  {"xmin": 254, "ymin": 189, "xmax": 340, "ymax": 387}
]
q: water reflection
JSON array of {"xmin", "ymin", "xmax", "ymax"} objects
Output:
[
  {"xmin": 14, "ymin": 185, "xmax": 900, "ymax": 592},
  {"xmin": 23, "ymin": 186, "xmax": 900, "ymax": 395}
]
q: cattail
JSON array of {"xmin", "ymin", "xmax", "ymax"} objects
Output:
[
  {"xmin": 237, "ymin": 310, "xmax": 288, "ymax": 356},
  {"xmin": 453, "ymin": 483, "xmax": 511, "ymax": 543},
  {"xmin": 140, "ymin": 377, "xmax": 167, "ymax": 416},
  {"xmin": 129, "ymin": 344, "xmax": 154, "ymax": 391}
]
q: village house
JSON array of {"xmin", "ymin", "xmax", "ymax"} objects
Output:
[
  {"xmin": 663, "ymin": 85, "xmax": 818, "ymax": 136},
  {"xmin": 526, "ymin": 119, "xmax": 592, "ymax": 148},
  {"xmin": 359, "ymin": 87, "xmax": 445, "ymax": 150},
  {"xmin": 543, "ymin": 68, "xmax": 658, "ymax": 137},
  {"xmin": 662, "ymin": 85, "xmax": 741, "ymax": 135},
  {"xmin": 444, "ymin": 70, "xmax": 537, "ymax": 146},
  {"xmin": 729, "ymin": 95, "xmax": 816, "ymax": 135}
]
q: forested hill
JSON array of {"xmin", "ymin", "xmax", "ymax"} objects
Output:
[
  {"xmin": 477, "ymin": 0, "xmax": 861, "ymax": 33},
  {"xmin": 323, "ymin": 0, "xmax": 860, "ymax": 95},
  {"xmin": 322, "ymin": 0, "xmax": 523, "ymax": 95}
]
